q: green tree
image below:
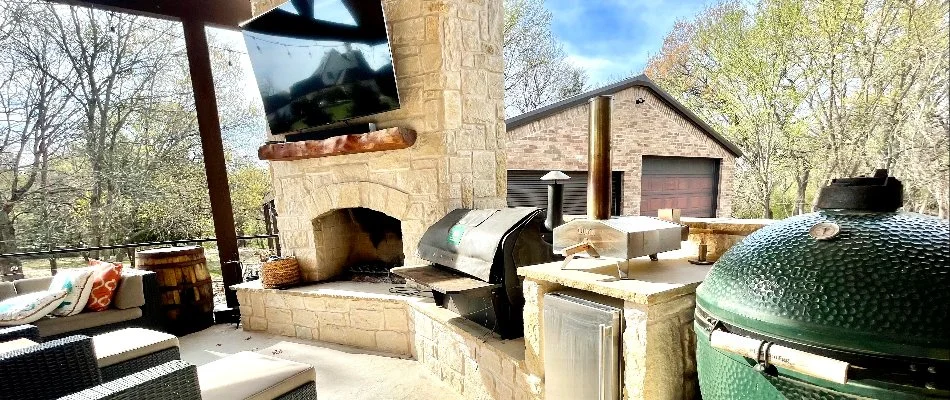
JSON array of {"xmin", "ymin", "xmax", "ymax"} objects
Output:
[
  {"xmin": 228, "ymin": 158, "xmax": 270, "ymax": 244},
  {"xmin": 648, "ymin": 0, "xmax": 949, "ymax": 219}
]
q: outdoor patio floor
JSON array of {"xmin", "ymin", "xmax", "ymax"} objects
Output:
[{"xmin": 179, "ymin": 323, "xmax": 463, "ymax": 400}]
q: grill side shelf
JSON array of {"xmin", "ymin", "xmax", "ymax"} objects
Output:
[{"xmin": 391, "ymin": 265, "xmax": 500, "ymax": 294}]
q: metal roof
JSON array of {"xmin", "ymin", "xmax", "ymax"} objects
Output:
[{"xmin": 505, "ymin": 74, "xmax": 744, "ymax": 158}]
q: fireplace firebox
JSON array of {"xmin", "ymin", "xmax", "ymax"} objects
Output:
[{"xmin": 312, "ymin": 207, "xmax": 404, "ymax": 282}]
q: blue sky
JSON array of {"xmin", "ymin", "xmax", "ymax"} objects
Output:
[{"xmin": 546, "ymin": 0, "xmax": 712, "ymax": 86}]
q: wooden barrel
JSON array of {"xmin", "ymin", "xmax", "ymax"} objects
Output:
[{"xmin": 136, "ymin": 246, "xmax": 214, "ymax": 335}]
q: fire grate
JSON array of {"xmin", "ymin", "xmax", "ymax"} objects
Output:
[{"xmin": 346, "ymin": 262, "xmax": 405, "ymax": 284}]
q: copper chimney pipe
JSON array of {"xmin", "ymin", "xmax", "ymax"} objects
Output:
[{"xmin": 587, "ymin": 95, "xmax": 612, "ymax": 220}]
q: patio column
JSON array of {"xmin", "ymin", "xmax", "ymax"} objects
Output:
[{"xmin": 182, "ymin": 19, "xmax": 242, "ymax": 309}]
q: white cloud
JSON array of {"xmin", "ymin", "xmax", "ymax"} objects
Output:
[
  {"xmin": 564, "ymin": 46, "xmax": 649, "ymax": 86},
  {"xmin": 547, "ymin": 0, "xmax": 711, "ymax": 87},
  {"xmin": 565, "ymin": 54, "xmax": 616, "ymax": 72}
]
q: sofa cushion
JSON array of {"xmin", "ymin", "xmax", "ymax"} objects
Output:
[
  {"xmin": 34, "ymin": 307, "xmax": 142, "ymax": 337},
  {"xmin": 0, "ymin": 282, "xmax": 15, "ymax": 301},
  {"xmin": 0, "ymin": 290, "xmax": 67, "ymax": 326},
  {"xmin": 113, "ymin": 272, "xmax": 144, "ymax": 310},
  {"xmin": 49, "ymin": 268, "xmax": 96, "ymax": 317},
  {"xmin": 86, "ymin": 260, "xmax": 124, "ymax": 312},
  {"xmin": 14, "ymin": 276, "xmax": 52, "ymax": 294},
  {"xmin": 197, "ymin": 351, "xmax": 316, "ymax": 400},
  {"xmin": 0, "ymin": 338, "xmax": 38, "ymax": 354},
  {"xmin": 92, "ymin": 327, "xmax": 179, "ymax": 367}
]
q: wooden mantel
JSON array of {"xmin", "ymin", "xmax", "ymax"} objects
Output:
[{"xmin": 258, "ymin": 127, "xmax": 417, "ymax": 161}]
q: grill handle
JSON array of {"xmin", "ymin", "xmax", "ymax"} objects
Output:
[
  {"xmin": 710, "ymin": 329, "xmax": 850, "ymax": 384},
  {"xmin": 597, "ymin": 324, "xmax": 612, "ymax": 400}
]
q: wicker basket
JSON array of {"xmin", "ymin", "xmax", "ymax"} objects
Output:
[{"xmin": 260, "ymin": 257, "xmax": 301, "ymax": 289}]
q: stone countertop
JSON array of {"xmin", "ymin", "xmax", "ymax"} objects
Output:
[
  {"xmin": 680, "ymin": 217, "xmax": 775, "ymax": 234},
  {"xmin": 517, "ymin": 248, "xmax": 712, "ymax": 305}
]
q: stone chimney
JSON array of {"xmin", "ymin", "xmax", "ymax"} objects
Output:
[{"xmin": 250, "ymin": 0, "xmax": 507, "ymax": 281}]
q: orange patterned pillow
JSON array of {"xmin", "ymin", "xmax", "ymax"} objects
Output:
[{"xmin": 85, "ymin": 260, "xmax": 124, "ymax": 312}]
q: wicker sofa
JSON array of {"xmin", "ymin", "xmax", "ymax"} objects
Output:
[{"xmin": 0, "ymin": 269, "xmax": 162, "ymax": 339}]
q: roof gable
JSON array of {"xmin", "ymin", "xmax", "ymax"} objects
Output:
[{"xmin": 504, "ymin": 74, "xmax": 743, "ymax": 157}]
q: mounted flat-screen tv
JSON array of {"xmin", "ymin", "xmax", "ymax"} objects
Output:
[{"xmin": 241, "ymin": 0, "xmax": 399, "ymax": 135}]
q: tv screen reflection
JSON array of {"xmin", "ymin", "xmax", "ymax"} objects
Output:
[{"xmin": 242, "ymin": 0, "xmax": 400, "ymax": 135}]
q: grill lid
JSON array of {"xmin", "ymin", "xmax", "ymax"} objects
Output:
[
  {"xmin": 417, "ymin": 207, "xmax": 542, "ymax": 282},
  {"xmin": 696, "ymin": 202, "xmax": 949, "ymax": 360}
]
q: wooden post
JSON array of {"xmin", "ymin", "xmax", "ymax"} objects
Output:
[{"xmin": 182, "ymin": 19, "xmax": 241, "ymax": 308}]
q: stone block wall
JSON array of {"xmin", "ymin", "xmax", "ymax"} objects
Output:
[
  {"xmin": 235, "ymin": 281, "xmax": 535, "ymax": 399},
  {"xmin": 411, "ymin": 303, "xmax": 536, "ymax": 400},
  {"xmin": 250, "ymin": 0, "xmax": 508, "ymax": 281},
  {"xmin": 623, "ymin": 295, "xmax": 698, "ymax": 400},
  {"xmin": 682, "ymin": 218, "xmax": 772, "ymax": 261},
  {"xmin": 520, "ymin": 278, "xmax": 563, "ymax": 395},
  {"xmin": 507, "ymin": 85, "xmax": 737, "ymax": 217},
  {"xmin": 236, "ymin": 284, "xmax": 414, "ymax": 356}
]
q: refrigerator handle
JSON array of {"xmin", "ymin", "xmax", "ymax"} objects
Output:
[{"xmin": 598, "ymin": 324, "xmax": 612, "ymax": 400}]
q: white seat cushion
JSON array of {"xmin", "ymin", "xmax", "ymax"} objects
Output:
[
  {"xmin": 92, "ymin": 327, "xmax": 179, "ymax": 367},
  {"xmin": 197, "ymin": 351, "xmax": 315, "ymax": 400}
]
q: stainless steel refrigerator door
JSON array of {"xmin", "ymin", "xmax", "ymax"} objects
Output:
[{"xmin": 543, "ymin": 291, "xmax": 622, "ymax": 400}]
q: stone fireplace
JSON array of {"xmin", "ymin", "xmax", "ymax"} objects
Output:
[{"xmin": 253, "ymin": 0, "xmax": 508, "ymax": 282}]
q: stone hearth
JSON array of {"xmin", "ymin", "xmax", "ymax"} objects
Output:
[{"xmin": 253, "ymin": 0, "xmax": 508, "ymax": 283}]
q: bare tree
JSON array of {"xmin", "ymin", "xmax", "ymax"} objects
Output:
[
  {"xmin": 504, "ymin": 0, "xmax": 587, "ymax": 116},
  {"xmin": 35, "ymin": 5, "xmax": 196, "ymax": 256},
  {"xmin": 0, "ymin": 2, "xmax": 76, "ymax": 279}
]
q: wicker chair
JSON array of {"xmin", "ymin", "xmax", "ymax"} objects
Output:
[
  {"xmin": 0, "ymin": 335, "xmax": 101, "ymax": 400},
  {"xmin": 59, "ymin": 360, "xmax": 201, "ymax": 400},
  {"xmin": 1, "ymin": 333, "xmax": 316, "ymax": 400},
  {"xmin": 0, "ymin": 324, "xmax": 41, "ymax": 342},
  {"xmin": 57, "ymin": 360, "xmax": 317, "ymax": 400}
]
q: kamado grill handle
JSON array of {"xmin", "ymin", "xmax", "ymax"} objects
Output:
[
  {"xmin": 696, "ymin": 306, "xmax": 949, "ymax": 391},
  {"xmin": 709, "ymin": 329, "xmax": 851, "ymax": 385}
]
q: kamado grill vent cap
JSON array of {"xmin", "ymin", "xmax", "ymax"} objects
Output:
[{"xmin": 815, "ymin": 169, "xmax": 903, "ymax": 212}]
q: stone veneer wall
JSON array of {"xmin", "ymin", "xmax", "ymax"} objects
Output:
[
  {"xmin": 682, "ymin": 218, "xmax": 773, "ymax": 261},
  {"xmin": 236, "ymin": 283, "xmax": 414, "ymax": 355},
  {"xmin": 236, "ymin": 282, "xmax": 536, "ymax": 399},
  {"xmin": 250, "ymin": 0, "xmax": 508, "ymax": 281},
  {"xmin": 507, "ymin": 85, "xmax": 737, "ymax": 218}
]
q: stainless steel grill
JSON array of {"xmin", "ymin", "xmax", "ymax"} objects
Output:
[{"xmin": 393, "ymin": 207, "xmax": 553, "ymax": 338}]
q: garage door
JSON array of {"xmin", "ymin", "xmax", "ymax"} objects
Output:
[
  {"xmin": 508, "ymin": 170, "xmax": 623, "ymax": 216},
  {"xmin": 640, "ymin": 156, "xmax": 719, "ymax": 217}
]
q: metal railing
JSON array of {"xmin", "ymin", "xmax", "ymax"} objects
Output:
[{"xmin": 0, "ymin": 234, "xmax": 279, "ymax": 259}]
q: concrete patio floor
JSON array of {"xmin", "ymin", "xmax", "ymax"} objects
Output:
[{"xmin": 179, "ymin": 323, "xmax": 463, "ymax": 400}]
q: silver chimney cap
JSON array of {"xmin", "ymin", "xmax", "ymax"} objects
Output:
[{"xmin": 541, "ymin": 171, "xmax": 571, "ymax": 181}]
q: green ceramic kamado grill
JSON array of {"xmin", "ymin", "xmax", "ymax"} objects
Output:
[{"xmin": 695, "ymin": 170, "xmax": 949, "ymax": 399}]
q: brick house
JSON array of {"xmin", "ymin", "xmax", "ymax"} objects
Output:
[{"xmin": 505, "ymin": 75, "xmax": 743, "ymax": 218}]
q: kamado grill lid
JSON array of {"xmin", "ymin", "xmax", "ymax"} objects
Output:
[{"xmin": 696, "ymin": 171, "xmax": 949, "ymax": 362}]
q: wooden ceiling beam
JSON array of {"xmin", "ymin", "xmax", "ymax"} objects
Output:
[{"xmin": 46, "ymin": 0, "xmax": 253, "ymax": 29}]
